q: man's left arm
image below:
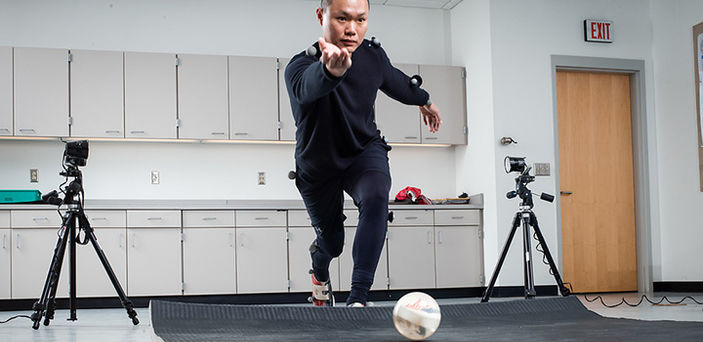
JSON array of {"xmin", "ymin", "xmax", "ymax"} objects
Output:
[{"xmin": 378, "ymin": 50, "xmax": 441, "ymax": 133}]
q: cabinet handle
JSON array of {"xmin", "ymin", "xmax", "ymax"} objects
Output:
[
  {"xmin": 451, "ymin": 216, "xmax": 464, "ymax": 220},
  {"xmin": 405, "ymin": 216, "xmax": 418, "ymax": 220},
  {"xmin": 404, "ymin": 136, "xmax": 417, "ymax": 140},
  {"xmin": 425, "ymin": 137, "xmax": 438, "ymax": 140},
  {"xmin": 0, "ymin": 128, "xmax": 10, "ymax": 133},
  {"xmin": 239, "ymin": 234, "xmax": 245, "ymax": 247},
  {"xmin": 131, "ymin": 234, "xmax": 136, "ymax": 248},
  {"xmin": 16, "ymin": 234, "xmax": 20, "ymax": 249},
  {"xmin": 438, "ymin": 231, "xmax": 443, "ymax": 244},
  {"xmin": 254, "ymin": 217, "xmax": 269, "ymax": 221},
  {"xmin": 147, "ymin": 217, "xmax": 163, "ymax": 221},
  {"xmin": 105, "ymin": 130, "xmax": 121, "ymax": 134},
  {"xmin": 2, "ymin": 234, "xmax": 6, "ymax": 249},
  {"xmin": 228, "ymin": 232, "xmax": 234, "ymax": 248},
  {"xmin": 19, "ymin": 128, "xmax": 36, "ymax": 134},
  {"xmin": 201, "ymin": 217, "xmax": 217, "ymax": 221},
  {"xmin": 234, "ymin": 132, "xmax": 249, "ymax": 136},
  {"xmin": 130, "ymin": 130, "xmax": 145, "ymax": 134},
  {"xmin": 427, "ymin": 231, "xmax": 432, "ymax": 244},
  {"xmin": 210, "ymin": 132, "xmax": 226, "ymax": 136},
  {"xmin": 119, "ymin": 233, "xmax": 124, "ymax": 249},
  {"xmin": 32, "ymin": 217, "xmax": 49, "ymax": 223},
  {"xmin": 91, "ymin": 217, "xmax": 107, "ymax": 221}
]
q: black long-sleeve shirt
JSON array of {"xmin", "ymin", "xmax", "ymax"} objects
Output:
[{"xmin": 285, "ymin": 39, "xmax": 429, "ymax": 178}]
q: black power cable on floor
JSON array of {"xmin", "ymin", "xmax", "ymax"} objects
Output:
[
  {"xmin": 0, "ymin": 314, "xmax": 32, "ymax": 324},
  {"xmin": 583, "ymin": 294, "xmax": 703, "ymax": 308}
]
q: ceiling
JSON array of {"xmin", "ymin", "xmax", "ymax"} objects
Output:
[{"xmin": 299, "ymin": 0, "xmax": 464, "ymax": 10}]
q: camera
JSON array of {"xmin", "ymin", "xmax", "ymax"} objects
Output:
[{"xmin": 64, "ymin": 140, "xmax": 89, "ymax": 167}]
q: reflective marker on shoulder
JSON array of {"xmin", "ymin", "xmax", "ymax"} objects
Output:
[{"xmin": 306, "ymin": 46, "xmax": 318, "ymax": 57}]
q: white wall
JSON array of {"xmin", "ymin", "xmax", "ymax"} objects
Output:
[
  {"xmin": 452, "ymin": 0, "xmax": 663, "ymax": 286},
  {"xmin": 650, "ymin": 0, "xmax": 703, "ymax": 281},
  {"xmin": 0, "ymin": 0, "xmax": 458, "ymax": 200}
]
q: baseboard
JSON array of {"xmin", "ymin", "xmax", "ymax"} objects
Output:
[
  {"xmin": 0, "ymin": 285, "xmax": 560, "ymax": 311},
  {"xmin": 653, "ymin": 281, "xmax": 703, "ymax": 292}
]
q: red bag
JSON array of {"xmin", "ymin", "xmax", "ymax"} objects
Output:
[{"xmin": 395, "ymin": 186, "xmax": 422, "ymax": 202}]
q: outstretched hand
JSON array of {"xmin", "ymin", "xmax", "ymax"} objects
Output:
[
  {"xmin": 420, "ymin": 103, "xmax": 441, "ymax": 133},
  {"xmin": 318, "ymin": 37, "xmax": 352, "ymax": 78}
]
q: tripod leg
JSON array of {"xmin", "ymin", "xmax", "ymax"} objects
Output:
[
  {"xmin": 31, "ymin": 212, "xmax": 73, "ymax": 329},
  {"xmin": 68, "ymin": 212, "xmax": 77, "ymax": 321},
  {"xmin": 529, "ymin": 212, "xmax": 570, "ymax": 296},
  {"xmin": 78, "ymin": 214, "xmax": 139, "ymax": 325},
  {"xmin": 522, "ymin": 213, "xmax": 537, "ymax": 298},
  {"xmin": 481, "ymin": 212, "xmax": 522, "ymax": 303}
]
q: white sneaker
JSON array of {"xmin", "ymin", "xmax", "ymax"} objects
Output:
[{"xmin": 347, "ymin": 302, "xmax": 365, "ymax": 308}]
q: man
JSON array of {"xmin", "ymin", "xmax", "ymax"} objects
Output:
[{"xmin": 285, "ymin": 0, "xmax": 441, "ymax": 307}]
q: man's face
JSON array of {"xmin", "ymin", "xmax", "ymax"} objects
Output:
[{"xmin": 317, "ymin": 0, "xmax": 369, "ymax": 53}]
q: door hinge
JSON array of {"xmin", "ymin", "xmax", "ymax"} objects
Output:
[
  {"xmin": 277, "ymin": 121, "xmax": 282, "ymax": 129},
  {"xmin": 478, "ymin": 229, "xmax": 483, "ymax": 239},
  {"xmin": 67, "ymin": 53, "xmax": 73, "ymax": 63},
  {"xmin": 479, "ymin": 274, "xmax": 485, "ymax": 285},
  {"xmin": 285, "ymin": 231, "xmax": 290, "ymax": 241},
  {"xmin": 175, "ymin": 57, "xmax": 180, "ymax": 66},
  {"xmin": 461, "ymin": 69, "xmax": 466, "ymax": 79},
  {"xmin": 67, "ymin": 117, "xmax": 73, "ymax": 126},
  {"xmin": 386, "ymin": 277, "xmax": 390, "ymax": 286},
  {"xmin": 180, "ymin": 232, "xmax": 184, "ymax": 242},
  {"xmin": 463, "ymin": 126, "xmax": 468, "ymax": 134},
  {"xmin": 176, "ymin": 119, "xmax": 181, "ymax": 128},
  {"xmin": 276, "ymin": 61, "xmax": 281, "ymax": 70},
  {"xmin": 181, "ymin": 282, "xmax": 185, "ymax": 291},
  {"xmin": 287, "ymin": 279, "xmax": 291, "ymax": 290}
]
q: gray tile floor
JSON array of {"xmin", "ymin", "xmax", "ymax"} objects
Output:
[{"xmin": 1, "ymin": 293, "xmax": 701, "ymax": 341}]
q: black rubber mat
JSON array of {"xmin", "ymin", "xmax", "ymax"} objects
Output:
[{"xmin": 150, "ymin": 296, "xmax": 703, "ymax": 341}]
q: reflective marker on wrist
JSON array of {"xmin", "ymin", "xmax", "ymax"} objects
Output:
[{"xmin": 426, "ymin": 98, "xmax": 432, "ymax": 107}]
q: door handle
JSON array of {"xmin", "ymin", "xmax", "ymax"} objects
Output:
[{"xmin": 560, "ymin": 191, "xmax": 573, "ymax": 195}]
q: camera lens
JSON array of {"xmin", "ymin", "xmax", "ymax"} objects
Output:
[{"xmin": 504, "ymin": 156, "xmax": 526, "ymax": 173}]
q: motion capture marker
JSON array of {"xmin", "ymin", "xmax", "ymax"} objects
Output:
[
  {"xmin": 410, "ymin": 75, "xmax": 423, "ymax": 87},
  {"xmin": 369, "ymin": 36, "xmax": 381, "ymax": 48},
  {"xmin": 306, "ymin": 45, "xmax": 320, "ymax": 59},
  {"xmin": 288, "ymin": 170, "xmax": 297, "ymax": 180}
]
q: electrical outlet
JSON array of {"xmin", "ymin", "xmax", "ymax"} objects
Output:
[
  {"xmin": 534, "ymin": 163, "xmax": 550, "ymax": 176},
  {"xmin": 30, "ymin": 169, "xmax": 38, "ymax": 183},
  {"xmin": 151, "ymin": 170, "xmax": 160, "ymax": 184},
  {"xmin": 258, "ymin": 172, "xmax": 265, "ymax": 185}
]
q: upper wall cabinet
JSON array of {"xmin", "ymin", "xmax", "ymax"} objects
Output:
[
  {"xmin": 278, "ymin": 58, "xmax": 295, "ymax": 141},
  {"xmin": 229, "ymin": 56, "xmax": 278, "ymax": 140},
  {"xmin": 70, "ymin": 50, "xmax": 124, "ymax": 138},
  {"xmin": 420, "ymin": 65, "xmax": 467, "ymax": 145},
  {"xmin": 124, "ymin": 52, "xmax": 177, "ymax": 139},
  {"xmin": 375, "ymin": 63, "xmax": 423, "ymax": 144},
  {"xmin": 14, "ymin": 48, "xmax": 69, "ymax": 137},
  {"xmin": 0, "ymin": 47, "xmax": 11, "ymax": 136},
  {"xmin": 177, "ymin": 54, "xmax": 228, "ymax": 140}
]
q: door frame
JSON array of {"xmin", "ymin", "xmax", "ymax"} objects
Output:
[{"xmin": 550, "ymin": 55, "xmax": 653, "ymax": 293}]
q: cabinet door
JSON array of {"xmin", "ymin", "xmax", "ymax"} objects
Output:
[
  {"xmin": 387, "ymin": 226, "xmax": 435, "ymax": 289},
  {"xmin": 12, "ymin": 228, "xmax": 69, "ymax": 299},
  {"xmin": 236, "ymin": 227, "xmax": 287, "ymax": 293},
  {"xmin": 278, "ymin": 58, "xmax": 295, "ymax": 141},
  {"xmin": 0, "ymin": 47, "xmax": 11, "ymax": 136},
  {"xmin": 183, "ymin": 227, "xmax": 236, "ymax": 295},
  {"xmin": 419, "ymin": 65, "xmax": 466, "ymax": 145},
  {"xmin": 0, "ymin": 229, "xmax": 10, "ymax": 299},
  {"xmin": 14, "ymin": 47, "xmax": 69, "ymax": 137},
  {"xmin": 288, "ymin": 227, "xmax": 340, "ymax": 292},
  {"xmin": 76, "ymin": 228, "xmax": 127, "ymax": 297},
  {"xmin": 435, "ymin": 226, "xmax": 483, "ymax": 288},
  {"xmin": 124, "ymin": 52, "xmax": 177, "ymax": 138},
  {"xmin": 70, "ymin": 50, "xmax": 124, "ymax": 138},
  {"xmin": 229, "ymin": 56, "xmax": 278, "ymax": 140},
  {"xmin": 177, "ymin": 54, "xmax": 229, "ymax": 140},
  {"xmin": 127, "ymin": 228, "xmax": 182, "ymax": 296},
  {"xmin": 339, "ymin": 227, "xmax": 388, "ymax": 291},
  {"xmin": 375, "ymin": 64, "xmax": 422, "ymax": 143}
]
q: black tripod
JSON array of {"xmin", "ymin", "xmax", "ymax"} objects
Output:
[
  {"xmin": 481, "ymin": 166, "xmax": 571, "ymax": 303},
  {"xmin": 30, "ymin": 162, "xmax": 138, "ymax": 329}
]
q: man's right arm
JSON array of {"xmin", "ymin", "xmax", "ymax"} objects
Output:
[{"xmin": 285, "ymin": 53, "xmax": 345, "ymax": 106}]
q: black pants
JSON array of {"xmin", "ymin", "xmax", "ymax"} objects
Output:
[{"xmin": 295, "ymin": 140, "xmax": 391, "ymax": 305}]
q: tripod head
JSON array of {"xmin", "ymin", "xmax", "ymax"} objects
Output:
[
  {"xmin": 43, "ymin": 141, "xmax": 89, "ymax": 207},
  {"xmin": 504, "ymin": 156, "xmax": 554, "ymax": 210}
]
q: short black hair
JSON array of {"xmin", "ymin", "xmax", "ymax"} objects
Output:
[{"xmin": 320, "ymin": 0, "xmax": 370, "ymax": 12}]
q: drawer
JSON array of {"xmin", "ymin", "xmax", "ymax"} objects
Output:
[
  {"xmin": 183, "ymin": 210, "xmax": 235, "ymax": 228},
  {"xmin": 85, "ymin": 210, "xmax": 126, "ymax": 228},
  {"xmin": 127, "ymin": 211, "xmax": 181, "ymax": 228},
  {"xmin": 344, "ymin": 209, "xmax": 358, "ymax": 227},
  {"xmin": 0, "ymin": 211, "xmax": 9, "ymax": 228},
  {"xmin": 236, "ymin": 210, "xmax": 286, "ymax": 227},
  {"xmin": 287, "ymin": 210, "xmax": 312, "ymax": 227},
  {"xmin": 435, "ymin": 210, "xmax": 481, "ymax": 226},
  {"xmin": 11, "ymin": 210, "xmax": 64, "ymax": 228},
  {"xmin": 389, "ymin": 210, "xmax": 433, "ymax": 226}
]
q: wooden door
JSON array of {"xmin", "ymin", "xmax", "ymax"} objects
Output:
[{"xmin": 557, "ymin": 70, "xmax": 637, "ymax": 293}]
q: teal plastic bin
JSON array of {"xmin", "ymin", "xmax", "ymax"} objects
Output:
[{"xmin": 0, "ymin": 190, "xmax": 42, "ymax": 203}]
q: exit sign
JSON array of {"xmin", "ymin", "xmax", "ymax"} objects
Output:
[{"xmin": 584, "ymin": 19, "xmax": 613, "ymax": 43}]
